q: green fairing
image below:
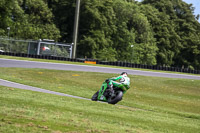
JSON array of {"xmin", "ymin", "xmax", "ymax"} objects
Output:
[
  {"xmin": 97, "ymin": 82, "xmax": 108, "ymax": 101},
  {"xmin": 97, "ymin": 75, "xmax": 130, "ymax": 102}
]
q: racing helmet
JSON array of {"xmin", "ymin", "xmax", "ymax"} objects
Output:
[{"xmin": 121, "ymin": 72, "xmax": 128, "ymax": 76}]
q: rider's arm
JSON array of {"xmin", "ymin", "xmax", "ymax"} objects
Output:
[{"xmin": 110, "ymin": 76, "xmax": 123, "ymax": 81}]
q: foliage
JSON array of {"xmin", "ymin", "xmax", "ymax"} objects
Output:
[
  {"xmin": 77, "ymin": 0, "xmax": 116, "ymax": 60},
  {"xmin": 97, "ymin": 47, "xmax": 117, "ymax": 61},
  {"xmin": 51, "ymin": 45, "xmax": 70, "ymax": 57},
  {"xmin": 142, "ymin": 0, "xmax": 200, "ymax": 68},
  {"xmin": 0, "ymin": 0, "xmax": 200, "ymax": 69},
  {"xmin": 0, "ymin": 0, "xmax": 60, "ymax": 40}
]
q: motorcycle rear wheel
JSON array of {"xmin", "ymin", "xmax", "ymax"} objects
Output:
[{"xmin": 108, "ymin": 91, "xmax": 123, "ymax": 104}]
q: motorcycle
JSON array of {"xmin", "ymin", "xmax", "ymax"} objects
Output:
[{"xmin": 91, "ymin": 79, "xmax": 125, "ymax": 104}]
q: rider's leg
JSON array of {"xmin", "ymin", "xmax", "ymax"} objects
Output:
[
  {"xmin": 107, "ymin": 80, "xmax": 113, "ymax": 89},
  {"xmin": 112, "ymin": 81, "xmax": 122, "ymax": 88},
  {"xmin": 112, "ymin": 81, "xmax": 128, "ymax": 93},
  {"xmin": 106, "ymin": 80, "xmax": 116, "ymax": 94},
  {"xmin": 108, "ymin": 81, "xmax": 125, "ymax": 91}
]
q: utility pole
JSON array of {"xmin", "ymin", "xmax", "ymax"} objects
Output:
[{"xmin": 72, "ymin": 0, "xmax": 80, "ymax": 59}]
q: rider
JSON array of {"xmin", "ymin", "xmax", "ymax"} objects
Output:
[{"xmin": 106, "ymin": 72, "xmax": 130, "ymax": 94}]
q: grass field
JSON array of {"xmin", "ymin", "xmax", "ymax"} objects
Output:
[{"xmin": 0, "ymin": 67, "xmax": 200, "ymax": 132}]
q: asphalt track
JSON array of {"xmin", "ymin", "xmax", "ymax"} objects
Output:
[{"xmin": 0, "ymin": 58, "xmax": 200, "ymax": 80}]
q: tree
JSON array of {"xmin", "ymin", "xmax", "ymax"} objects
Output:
[
  {"xmin": 141, "ymin": 0, "xmax": 200, "ymax": 69},
  {"xmin": 0, "ymin": 0, "xmax": 60, "ymax": 40},
  {"xmin": 112, "ymin": 0, "xmax": 157, "ymax": 65},
  {"xmin": 172, "ymin": 0, "xmax": 200, "ymax": 69},
  {"xmin": 77, "ymin": 0, "xmax": 117, "ymax": 60},
  {"xmin": 47, "ymin": 0, "xmax": 74, "ymax": 42}
]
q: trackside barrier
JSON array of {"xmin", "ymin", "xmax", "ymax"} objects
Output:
[
  {"xmin": 84, "ymin": 61, "xmax": 96, "ymax": 64},
  {"xmin": 0, "ymin": 52, "xmax": 199, "ymax": 74}
]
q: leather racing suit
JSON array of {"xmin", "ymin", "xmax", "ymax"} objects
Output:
[{"xmin": 108, "ymin": 75, "xmax": 130, "ymax": 93}]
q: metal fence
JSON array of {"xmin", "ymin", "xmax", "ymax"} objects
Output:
[{"xmin": 0, "ymin": 37, "xmax": 73, "ymax": 58}]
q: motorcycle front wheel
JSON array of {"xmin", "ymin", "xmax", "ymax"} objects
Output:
[
  {"xmin": 91, "ymin": 91, "xmax": 99, "ymax": 101},
  {"xmin": 108, "ymin": 91, "xmax": 123, "ymax": 104}
]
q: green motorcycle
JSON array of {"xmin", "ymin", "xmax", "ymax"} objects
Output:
[{"xmin": 91, "ymin": 79, "xmax": 125, "ymax": 104}]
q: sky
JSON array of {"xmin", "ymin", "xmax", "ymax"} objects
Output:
[
  {"xmin": 136, "ymin": 0, "xmax": 200, "ymax": 22},
  {"xmin": 183, "ymin": 0, "xmax": 200, "ymax": 17}
]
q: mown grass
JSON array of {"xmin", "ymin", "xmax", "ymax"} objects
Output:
[
  {"xmin": 0, "ymin": 68, "xmax": 200, "ymax": 132},
  {"xmin": 0, "ymin": 85, "xmax": 200, "ymax": 133}
]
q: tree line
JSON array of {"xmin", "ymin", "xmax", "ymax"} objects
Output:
[{"xmin": 0, "ymin": 0, "xmax": 200, "ymax": 69}]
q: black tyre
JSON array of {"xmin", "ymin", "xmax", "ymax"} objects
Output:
[
  {"xmin": 108, "ymin": 91, "xmax": 123, "ymax": 104},
  {"xmin": 91, "ymin": 91, "xmax": 99, "ymax": 101}
]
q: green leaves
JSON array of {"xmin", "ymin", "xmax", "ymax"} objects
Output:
[
  {"xmin": 97, "ymin": 47, "xmax": 117, "ymax": 61},
  {"xmin": 142, "ymin": 0, "xmax": 200, "ymax": 69},
  {"xmin": 0, "ymin": 0, "xmax": 60, "ymax": 40},
  {"xmin": 1, "ymin": 0, "xmax": 199, "ymax": 69}
]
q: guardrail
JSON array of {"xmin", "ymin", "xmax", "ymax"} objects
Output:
[{"xmin": 0, "ymin": 51, "xmax": 200, "ymax": 74}]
